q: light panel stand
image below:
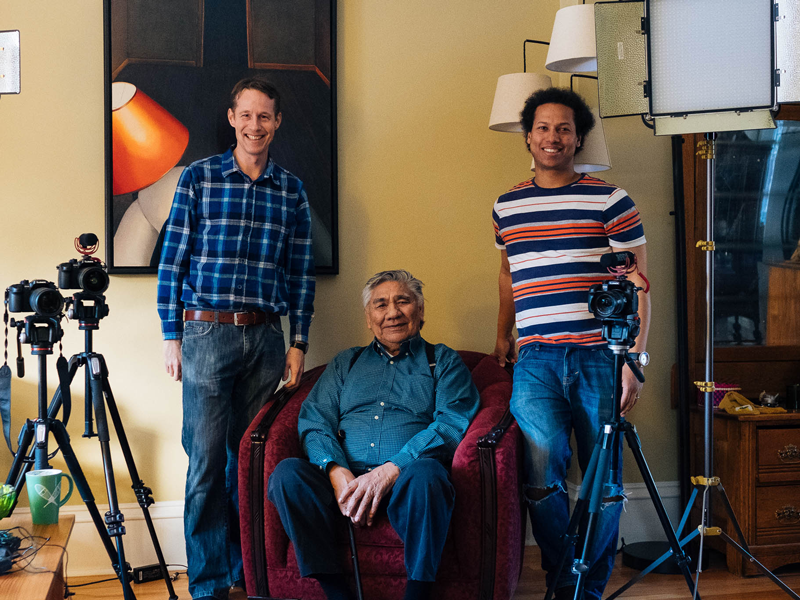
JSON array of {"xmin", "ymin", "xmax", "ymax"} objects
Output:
[{"xmin": 607, "ymin": 135, "xmax": 800, "ymax": 600}]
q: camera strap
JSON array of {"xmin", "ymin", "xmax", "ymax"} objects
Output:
[
  {"xmin": 0, "ymin": 364, "xmax": 11, "ymax": 456},
  {"xmin": 1, "ymin": 296, "xmax": 13, "ymax": 454}
]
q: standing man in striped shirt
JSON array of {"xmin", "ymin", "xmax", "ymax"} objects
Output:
[
  {"xmin": 157, "ymin": 77, "xmax": 315, "ymax": 600},
  {"xmin": 491, "ymin": 88, "xmax": 649, "ymax": 600}
]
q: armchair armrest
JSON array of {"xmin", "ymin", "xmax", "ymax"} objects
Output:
[
  {"xmin": 239, "ymin": 366, "xmax": 326, "ymax": 597},
  {"xmin": 449, "ymin": 405, "xmax": 524, "ymax": 600}
]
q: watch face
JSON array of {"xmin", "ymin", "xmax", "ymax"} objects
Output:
[{"xmin": 638, "ymin": 351, "xmax": 650, "ymax": 367}]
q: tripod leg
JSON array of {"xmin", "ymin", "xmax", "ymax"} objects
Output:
[
  {"xmin": 48, "ymin": 420, "xmax": 124, "ymax": 571},
  {"xmin": 88, "ymin": 360, "xmax": 137, "ymax": 600},
  {"xmin": 5, "ymin": 420, "xmax": 35, "ymax": 514},
  {"xmin": 622, "ymin": 424, "xmax": 697, "ymax": 597},
  {"xmin": 718, "ymin": 531, "xmax": 800, "ymax": 600},
  {"xmin": 572, "ymin": 424, "xmax": 616, "ymax": 600},
  {"xmin": 676, "ymin": 487, "xmax": 700, "ymax": 538},
  {"xmin": 714, "ymin": 483, "xmax": 750, "ymax": 551},
  {"xmin": 544, "ymin": 424, "xmax": 606, "ymax": 600},
  {"xmin": 606, "ymin": 528, "xmax": 701, "ymax": 600},
  {"xmin": 7, "ymin": 357, "xmax": 82, "ymax": 513},
  {"xmin": 99, "ymin": 363, "xmax": 178, "ymax": 599}
]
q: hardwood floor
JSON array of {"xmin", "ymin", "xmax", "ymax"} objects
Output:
[{"xmin": 66, "ymin": 547, "xmax": 800, "ymax": 599}]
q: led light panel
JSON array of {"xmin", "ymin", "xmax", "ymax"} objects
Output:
[
  {"xmin": 647, "ymin": 0, "xmax": 773, "ymax": 116},
  {"xmin": 777, "ymin": 0, "xmax": 800, "ymax": 103},
  {"xmin": 595, "ymin": 1, "xmax": 648, "ymax": 118},
  {"xmin": 0, "ymin": 31, "xmax": 20, "ymax": 95},
  {"xmin": 652, "ymin": 109, "xmax": 775, "ymax": 136}
]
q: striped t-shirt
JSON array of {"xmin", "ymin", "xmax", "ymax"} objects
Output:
[{"xmin": 492, "ymin": 175, "xmax": 646, "ymax": 348}]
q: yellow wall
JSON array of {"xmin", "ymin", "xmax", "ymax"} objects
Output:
[{"xmin": 0, "ymin": 0, "xmax": 678, "ymax": 506}]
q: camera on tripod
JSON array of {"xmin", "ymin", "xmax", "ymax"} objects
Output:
[
  {"xmin": 587, "ymin": 251, "xmax": 642, "ymax": 347},
  {"xmin": 7, "ymin": 280, "xmax": 64, "ymax": 317},
  {"xmin": 58, "ymin": 259, "xmax": 109, "ymax": 295},
  {"xmin": 57, "ymin": 234, "xmax": 110, "ymax": 326},
  {"xmin": 57, "ymin": 233, "xmax": 109, "ymax": 295}
]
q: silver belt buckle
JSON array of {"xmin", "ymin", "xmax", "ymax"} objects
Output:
[{"xmin": 234, "ymin": 312, "xmax": 244, "ymax": 326}]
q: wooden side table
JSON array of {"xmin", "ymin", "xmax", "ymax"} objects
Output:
[
  {"xmin": 689, "ymin": 409, "xmax": 800, "ymax": 575},
  {"xmin": 0, "ymin": 513, "xmax": 74, "ymax": 600}
]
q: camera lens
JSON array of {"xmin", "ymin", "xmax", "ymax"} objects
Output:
[
  {"xmin": 78, "ymin": 267, "xmax": 110, "ymax": 294},
  {"xmin": 29, "ymin": 287, "xmax": 64, "ymax": 317},
  {"xmin": 592, "ymin": 291, "xmax": 625, "ymax": 318}
]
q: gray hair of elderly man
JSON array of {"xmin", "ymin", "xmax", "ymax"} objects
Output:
[{"xmin": 361, "ymin": 270, "xmax": 425, "ymax": 309}]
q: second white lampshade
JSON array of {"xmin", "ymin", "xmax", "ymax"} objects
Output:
[{"xmin": 546, "ymin": 4, "xmax": 597, "ymax": 73}]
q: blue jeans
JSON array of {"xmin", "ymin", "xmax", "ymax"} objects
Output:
[
  {"xmin": 511, "ymin": 344, "xmax": 624, "ymax": 600},
  {"xmin": 181, "ymin": 317, "xmax": 285, "ymax": 599},
  {"xmin": 268, "ymin": 457, "xmax": 455, "ymax": 582}
]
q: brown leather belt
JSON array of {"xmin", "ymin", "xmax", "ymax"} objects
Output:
[{"xmin": 184, "ymin": 310, "xmax": 277, "ymax": 326}]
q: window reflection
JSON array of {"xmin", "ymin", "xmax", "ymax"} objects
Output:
[{"xmin": 714, "ymin": 121, "xmax": 800, "ymax": 346}]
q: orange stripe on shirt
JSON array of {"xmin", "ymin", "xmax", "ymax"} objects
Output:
[{"xmin": 518, "ymin": 332, "xmax": 604, "ymax": 346}]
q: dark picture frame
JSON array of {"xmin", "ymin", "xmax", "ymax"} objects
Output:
[{"xmin": 104, "ymin": 0, "xmax": 338, "ymax": 274}]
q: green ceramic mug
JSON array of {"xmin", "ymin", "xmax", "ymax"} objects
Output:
[{"xmin": 25, "ymin": 469, "xmax": 74, "ymax": 525}]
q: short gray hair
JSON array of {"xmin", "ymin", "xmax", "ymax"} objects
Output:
[{"xmin": 362, "ymin": 270, "xmax": 425, "ymax": 309}]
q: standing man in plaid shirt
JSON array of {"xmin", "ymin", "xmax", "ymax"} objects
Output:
[{"xmin": 157, "ymin": 77, "xmax": 315, "ymax": 600}]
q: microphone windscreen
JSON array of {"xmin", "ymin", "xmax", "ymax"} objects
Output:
[
  {"xmin": 78, "ymin": 233, "xmax": 99, "ymax": 248},
  {"xmin": 600, "ymin": 251, "xmax": 635, "ymax": 269}
]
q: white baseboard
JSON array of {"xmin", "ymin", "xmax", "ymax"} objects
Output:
[
  {"xmin": 525, "ymin": 480, "xmax": 683, "ymax": 546},
  {"xmin": 44, "ymin": 480, "xmax": 684, "ymax": 575},
  {"xmin": 13, "ymin": 500, "xmax": 187, "ymax": 577}
]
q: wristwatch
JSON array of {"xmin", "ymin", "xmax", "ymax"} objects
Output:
[
  {"xmin": 290, "ymin": 341, "xmax": 309, "ymax": 354},
  {"xmin": 635, "ymin": 351, "xmax": 650, "ymax": 368}
]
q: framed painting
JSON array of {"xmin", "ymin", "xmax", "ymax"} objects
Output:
[{"xmin": 104, "ymin": 0, "xmax": 338, "ymax": 274}]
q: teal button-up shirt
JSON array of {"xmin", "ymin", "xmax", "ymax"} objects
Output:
[{"xmin": 298, "ymin": 335, "xmax": 480, "ymax": 475}]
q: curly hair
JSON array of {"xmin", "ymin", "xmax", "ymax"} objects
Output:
[{"xmin": 520, "ymin": 87, "xmax": 595, "ymax": 154}]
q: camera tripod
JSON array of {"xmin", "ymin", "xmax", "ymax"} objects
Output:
[
  {"xmin": 5, "ymin": 297, "xmax": 177, "ymax": 600},
  {"xmin": 544, "ymin": 338, "xmax": 698, "ymax": 600}
]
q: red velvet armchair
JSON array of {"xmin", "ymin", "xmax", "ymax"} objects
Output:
[{"xmin": 239, "ymin": 350, "xmax": 525, "ymax": 600}]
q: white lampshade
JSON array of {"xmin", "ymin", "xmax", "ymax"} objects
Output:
[
  {"xmin": 489, "ymin": 73, "xmax": 552, "ymax": 132},
  {"xmin": 530, "ymin": 108, "xmax": 610, "ymax": 173},
  {"xmin": 546, "ymin": 4, "xmax": 597, "ymax": 73}
]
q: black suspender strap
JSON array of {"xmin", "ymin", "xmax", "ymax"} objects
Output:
[{"xmin": 425, "ymin": 341, "xmax": 436, "ymax": 376}]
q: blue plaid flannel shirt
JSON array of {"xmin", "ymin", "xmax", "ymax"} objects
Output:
[
  {"xmin": 156, "ymin": 148, "xmax": 315, "ymax": 342},
  {"xmin": 298, "ymin": 335, "xmax": 480, "ymax": 475}
]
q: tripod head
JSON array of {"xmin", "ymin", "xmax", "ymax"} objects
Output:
[
  {"xmin": 11, "ymin": 314, "xmax": 63, "ymax": 356},
  {"xmin": 66, "ymin": 292, "xmax": 109, "ymax": 330}
]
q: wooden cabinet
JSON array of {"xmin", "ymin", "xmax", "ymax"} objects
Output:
[
  {"xmin": 766, "ymin": 262, "xmax": 800, "ymax": 346},
  {"xmin": 689, "ymin": 410, "xmax": 800, "ymax": 575}
]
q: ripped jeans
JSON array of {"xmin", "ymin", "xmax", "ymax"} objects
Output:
[{"xmin": 511, "ymin": 344, "xmax": 625, "ymax": 600}]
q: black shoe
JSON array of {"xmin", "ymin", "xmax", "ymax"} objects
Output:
[{"xmin": 554, "ymin": 585, "xmax": 580, "ymax": 600}]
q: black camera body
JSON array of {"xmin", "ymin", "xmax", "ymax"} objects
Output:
[
  {"xmin": 58, "ymin": 257, "xmax": 109, "ymax": 295},
  {"xmin": 588, "ymin": 269, "xmax": 641, "ymax": 347},
  {"xmin": 587, "ymin": 278, "xmax": 639, "ymax": 320},
  {"xmin": 7, "ymin": 280, "xmax": 64, "ymax": 317}
]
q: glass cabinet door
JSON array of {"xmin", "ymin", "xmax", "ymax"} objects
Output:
[{"xmin": 713, "ymin": 120, "xmax": 800, "ymax": 347}]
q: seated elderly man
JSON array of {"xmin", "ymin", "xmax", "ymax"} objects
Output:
[{"xmin": 268, "ymin": 269, "xmax": 480, "ymax": 600}]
